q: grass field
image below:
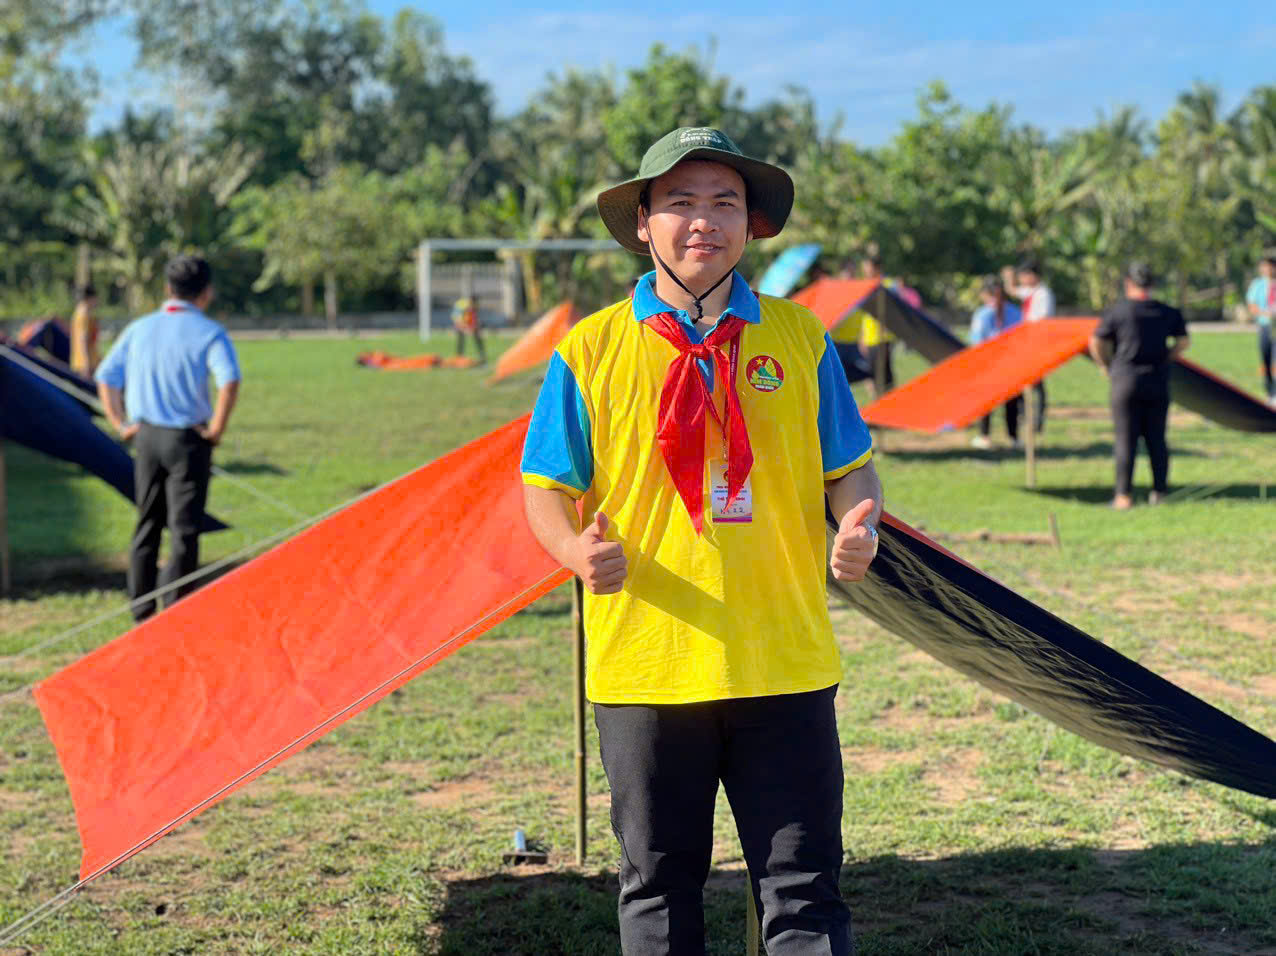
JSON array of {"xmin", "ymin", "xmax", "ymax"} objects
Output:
[{"xmin": 2, "ymin": 328, "xmax": 1275, "ymax": 955}]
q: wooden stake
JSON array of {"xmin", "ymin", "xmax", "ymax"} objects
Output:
[
  {"xmin": 746, "ymin": 869, "xmax": 760, "ymax": 956},
  {"xmin": 0, "ymin": 438, "xmax": 9, "ymax": 596},
  {"xmin": 572, "ymin": 577, "xmax": 587, "ymax": 866},
  {"xmin": 1023, "ymin": 386, "xmax": 1037, "ymax": 489},
  {"xmin": 1048, "ymin": 513, "xmax": 1061, "ymax": 549}
]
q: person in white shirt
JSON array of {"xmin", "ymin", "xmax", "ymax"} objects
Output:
[{"xmin": 1001, "ymin": 258, "xmax": 1054, "ymax": 432}]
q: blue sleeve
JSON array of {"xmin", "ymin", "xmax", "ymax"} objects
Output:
[
  {"xmin": 207, "ymin": 330, "xmax": 241, "ymax": 386},
  {"xmin": 1247, "ymin": 279, "xmax": 1265, "ymax": 307},
  {"xmin": 94, "ymin": 324, "xmax": 131, "ymax": 388},
  {"xmin": 816, "ymin": 334, "xmax": 873, "ymax": 477},
  {"xmin": 521, "ymin": 353, "xmax": 593, "ymax": 496}
]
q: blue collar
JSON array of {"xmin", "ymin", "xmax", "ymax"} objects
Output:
[{"xmin": 632, "ymin": 270, "xmax": 761, "ymax": 328}]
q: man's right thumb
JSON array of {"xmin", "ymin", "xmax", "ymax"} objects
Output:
[{"xmin": 588, "ymin": 512, "xmax": 610, "ymax": 538}]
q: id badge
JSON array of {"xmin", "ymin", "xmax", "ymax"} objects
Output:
[{"xmin": 710, "ymin": 460, "xmax": 753, "ymax": 524}]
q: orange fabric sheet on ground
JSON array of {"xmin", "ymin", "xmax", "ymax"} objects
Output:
[
  {"xmin": 788, "ymin": 278, "xmax": 880, "ymax": 332},
  {"xmin": 357, "ymin": 352, "xmax": 479, "ymax": 370},
  {"xmin": 488, "ymin": 302, "xmax": 578, "ymax": 383},
  {"xmin": 861, "ymin": 319, "xmax": 1099, "ymax": 432},
  {"xmin": 33, "ymin": 416, "xmax": 571, "ymax": 880}
]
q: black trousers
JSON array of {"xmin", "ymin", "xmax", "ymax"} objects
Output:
[
  {"xmin": 1110, "ymin": 376, "xmax": 1170, "ymax": 496},
  {"xmin": 864, "ymin": 343, "xmax": 894, "ymax": 394},
  {"xmin": 1260, "ymin": 324, "xmax": 1274, "ymax": 398},
  {"xmin": 979, "ymin": 395, "xmax": 1023, "ymax": 440},
  {"xmin": 129, "ymin": 423, "xmax": 212, "ymax": 621},
  {"xmin": 594, "ymin": 686, "xmax": 853, "ymax": 956},
  {"xmin": 455, "ymin": 327, "xmax": 486, "ymax": 363}
]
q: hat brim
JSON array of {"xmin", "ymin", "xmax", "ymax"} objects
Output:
[{"xmin": 597, "ymin": 148, "xmax": 794, "ymax": 256}]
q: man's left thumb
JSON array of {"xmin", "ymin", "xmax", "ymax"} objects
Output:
[{"xmin": 842, "ymin": 499, "xmax": 875, "ymax": 530}]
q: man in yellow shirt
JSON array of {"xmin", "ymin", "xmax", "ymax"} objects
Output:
[{"xmin": 522, "ymin": 127, "xmax": 882, "ymax": 954}]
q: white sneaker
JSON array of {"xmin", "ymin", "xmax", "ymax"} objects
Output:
[{"xmin": 970, "ymin": 435, "xmax": 993, "ymax": 450}]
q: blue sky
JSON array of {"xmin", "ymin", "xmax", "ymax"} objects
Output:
[{"xmin": 77, "ymin": 1, "xmax": 1276, "ymax": 145}]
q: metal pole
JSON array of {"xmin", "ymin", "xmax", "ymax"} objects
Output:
[
  {"xmin": 573, "ymin": 577, "xmax": 587, "ymax": 865},
  {"xmin": 746, "ymin": 870, "xmax": 760, "ymax": 956},
  {"xmin": 417, "ymin": 242, "xmax": 433, "ymax": 342},
  {"xmin": 0, "ymin": 438, "xmax": 10, "ymax": 596},
  {"xmin": 1023, "ymin": 386, "xmax": 1037, "ymax": 489},
  {"xmin": 873, "ymin": 286, "xmax": 889, "ymax": 398}
]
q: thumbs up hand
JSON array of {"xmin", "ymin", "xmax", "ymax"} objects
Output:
[
  {"xmin": 830, "ymin": 499, "xmax": 878, "ymax": 583},
  {"xmin": 574, "ymin": 512, "xmax": 628, "ymax": 595}
]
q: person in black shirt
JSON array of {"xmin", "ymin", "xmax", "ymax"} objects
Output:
[{"xmin": 1088, "ymin": 263, "xmax": 1190, "ymax": 509}]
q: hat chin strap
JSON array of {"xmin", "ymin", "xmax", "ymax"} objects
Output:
[{"xmin": 649, "ymin": 242, "xmax": 737, "ymax": 322}]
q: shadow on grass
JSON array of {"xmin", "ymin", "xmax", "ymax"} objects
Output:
[
  {"xmin": 216, "ymin": 459, "xmax": 289, "ymax": 476},
  {"xmin": 1028, "ymin": 484, "xmax": 1274, "ymax": 506},
  {"xmin": 10, "ymin": 555, "xmax": 246, "ymax": 603},
  {"xmin": 426, "ymin": 840, "xmax": 1276, "ymax": 956}
]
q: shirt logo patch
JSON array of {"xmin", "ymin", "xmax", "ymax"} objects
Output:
[{"xmin": 746, "ymin": 355, "xmax": 784, "ymax": 392}]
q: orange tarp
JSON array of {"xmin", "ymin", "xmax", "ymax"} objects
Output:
[
  {"xmin": 789, "ymin": 278, "xmax": 880, "ymax": 332},
  {"xmin": 34, "ymin": 415, "xmax": 571, "ymax": 880},
  {"xmin": 861, "ymin": 319, "xmax": 1099, "ymax": 432},
  {"xmin": 488, "ymin": 302, "xmax": 578, "ymax": 383},
  {"xmin": 357, "ymin": 352, "xmax": 479, "ymax": 370}
]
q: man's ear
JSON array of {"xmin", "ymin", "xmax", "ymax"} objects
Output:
[{"xmin": 636, "ymin": 205, "xmax": 650, "ymax": 246}]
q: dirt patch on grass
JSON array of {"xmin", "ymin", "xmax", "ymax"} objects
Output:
[
  {"xmin": 1251, "ymin": 675, "xmax": 1276, "ymax": 698},
  {"xmin": 0, "ymin": 789, "xmax": 36, "ymax": 810},
  {"xmin": 1191, "ymin": 571, "xmax": 1260, "ymax": 592},
  {"xmin": 413, "ymin": 775, "xmax": 496, "ymax": 809},
  {"xmin": 1075, "ymin": 889, "xmax": 1258, "ymax": 955},
  {"xmin": 1160, "ymin": 669, "xmax": 1248, "ymax": 704},
  {"xmin": 844, "ymin": 747, "xmax": 923, "ymax": 775},
  {"xmin": 871, "ymin": 701, "xmax": 997, "ymax": 735},
  {"xmin": 1109, "ymin": 592, "xmax": 1174, "ymax": 615},
  {"xmin": 924, "ymin": 748, "xmax": 983, "ymax": 804},
  {"xmin": 0, "ymin": 655, "xmax": 45, "ymax": 675},
  {"xmin": 1220, "ymin": 614, "xmax": 1270, "ymax": 640}
]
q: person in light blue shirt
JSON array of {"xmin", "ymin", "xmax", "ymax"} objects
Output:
[
  {"xmin": 969, "ymin": 275, "xmax": 1024, "ymax": 449},
  {"xmin": 96, "ymin": 256, "xmax": 241, "ymax": 620},
  {"xmin": 1245, "ymin": 253, "xmax": 1276, "ymax": 403}
]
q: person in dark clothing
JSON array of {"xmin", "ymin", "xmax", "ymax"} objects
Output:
[
  {"xmin": 96, "ymin": 256, "xmax": 241, "ymax": 620},
  {"xmin": 1088, "ymin": 263, "xmax": 1190, "ymax": 510}
]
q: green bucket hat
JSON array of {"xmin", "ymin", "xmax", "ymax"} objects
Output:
[{"xmin": 597, "ymin": 127, "xmax": 794, "ymax": 255}]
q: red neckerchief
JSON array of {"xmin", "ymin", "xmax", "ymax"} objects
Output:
[
  {"xmin": 1267, "ymin": 279, "xmax": 1275, "ymax": 311},
  {"xmin": 643, "ymin": 311, "xmax": 753, "ymax": 535}
]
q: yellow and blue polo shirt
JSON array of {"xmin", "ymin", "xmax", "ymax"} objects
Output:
[{"xmin": 522, "ymin": 270, "xmax": 873, "ymax": 705}]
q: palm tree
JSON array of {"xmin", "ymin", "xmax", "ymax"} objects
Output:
[{"xmin": 59, "ymin": 139, "xmax": 259, "ymax": 312}]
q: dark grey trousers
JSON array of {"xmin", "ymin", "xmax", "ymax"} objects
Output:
[
  {"xmin": 594, "ymin": 685, "xmax": 853, "ymax": 955},
  {"xmin": 129, "ymin": 423, "xmax": 212, "ymax": 621}
]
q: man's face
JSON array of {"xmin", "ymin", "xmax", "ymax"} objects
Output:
[
  {"xmin": 1017, "ymin": 269, "xmax": 1038, "ymax": 288},
  {"xmin": 1261, "ymin": 261, "xmax": 1275, "ymax": 279},
  {"xmin": 636, "ymin": 160, "xmax": 750, "ymax": 287},
  {"xmin": 861, "ymin": 260, "xmax": 881, "ymax": 279},
  {"xmin": 980, "ymin": 290, "xmax": 998, "ymax": 307}
]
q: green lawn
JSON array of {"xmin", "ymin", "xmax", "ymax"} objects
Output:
[{"xmin": 2, "ymin": 329, "xmax": 1275, "ymax": 954}]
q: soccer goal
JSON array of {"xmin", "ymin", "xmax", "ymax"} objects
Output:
[{"xmin": 415, "ymin": 238, "xmax": 622, "ymax": 341}]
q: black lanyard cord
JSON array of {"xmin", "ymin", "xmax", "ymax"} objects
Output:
[{"xmin": 650, "ymin": 242, "xmax": 735, "ymax": 322}]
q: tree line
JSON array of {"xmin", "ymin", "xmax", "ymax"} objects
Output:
[{"xmin": 4, "ymin": 0, "xmax": 1275, "ymax": 325}]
